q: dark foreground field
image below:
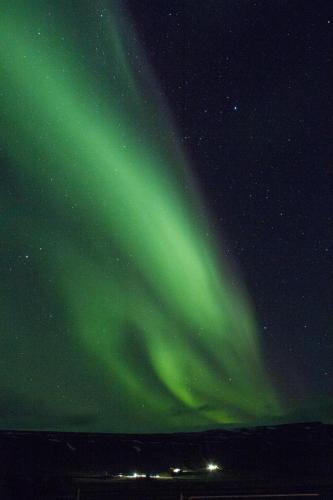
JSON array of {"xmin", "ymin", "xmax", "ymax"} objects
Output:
[{"xmin": 0, "ymin": 422, "xmax": 332, "ymax": 499}]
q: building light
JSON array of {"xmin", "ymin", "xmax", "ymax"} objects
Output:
[
  {"xmin": 127, "ymin": 472, "xmax": 146, "ymax": 478},
  {"xmin": 207, "ymin": 463, "xmax": 219, "ymax": 471}
]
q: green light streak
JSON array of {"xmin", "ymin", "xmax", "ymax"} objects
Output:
[{"xmin": 0, "ymin": 0, "xmax": 282, "ymax": 432}]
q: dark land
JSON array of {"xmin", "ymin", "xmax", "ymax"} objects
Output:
[{"xmin": 0, "ymin": 421, "xmax": 332, "ymax": 499}]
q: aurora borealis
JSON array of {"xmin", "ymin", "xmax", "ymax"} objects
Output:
[{"xmin": 1, "ymin": 1, "xmax": 330, "ymax": 433}]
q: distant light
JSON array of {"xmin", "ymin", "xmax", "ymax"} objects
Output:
[
  {"xmin": 172, "ymin": 468, "xmax": 181, "ymax": 473},
  {"xmin": 127, "ymin": 472, "xmax": 146, "ymax": 478},
  {"xmin": 150, "ymin": 474, "xmax": 160, "ymax": 478},
  {"xmin": 207, "ymin": 463, "xmax": 219, "ymax": 471}
]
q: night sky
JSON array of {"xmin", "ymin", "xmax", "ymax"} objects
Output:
[
  {"xmin": 0, "ymin": 0, "xmax": 332, "ymax": 433},
  {"xmin": 128, "ymin": 0, "xmax": 332, "ymax": 416}
]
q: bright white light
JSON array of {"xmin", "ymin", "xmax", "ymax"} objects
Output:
[
  {"xmin": 127, "ymin": 472, "xmax": 146, "ymax": 478},
  {"xmin": 172, "ymin": 468, "xmax": 181, "ymax": 473},
  {"xmin": 207, "ymin": 463, "xmax": 219, "ymax": 471}
]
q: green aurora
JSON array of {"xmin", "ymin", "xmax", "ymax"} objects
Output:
[{"xmin": 0, "ymin": 0, "xmax": 282, "ymax": 432}]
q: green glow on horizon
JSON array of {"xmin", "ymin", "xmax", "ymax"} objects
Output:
[{"xmin": 0, "ymin": 0, "xmax": 282, "ymax": 432}]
